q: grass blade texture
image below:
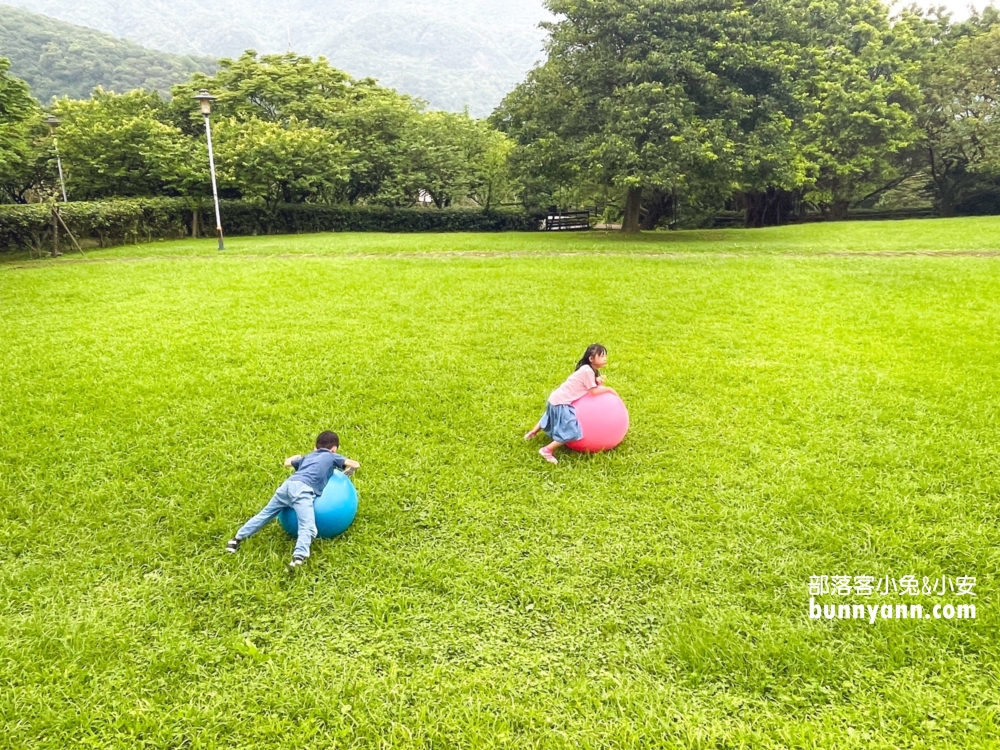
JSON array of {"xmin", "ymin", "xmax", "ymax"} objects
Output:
[{"xmin": 2, "ymin": 219, "xmax": 999, "ymax": 748}]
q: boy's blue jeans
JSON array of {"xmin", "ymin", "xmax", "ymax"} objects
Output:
[{"xmin": 236, "ymin": 479, "xmax": 318, "ymax": 559}]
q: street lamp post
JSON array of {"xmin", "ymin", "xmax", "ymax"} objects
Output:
[
  {"xmin": 193, "ymin": 90, "xmax": 225, "ymax": 251},
  {"xmin": 45, "ymin": 115, "xmax": 68, "ymax": 202}
]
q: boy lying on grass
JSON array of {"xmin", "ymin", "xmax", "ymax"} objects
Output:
[{"xmin": 226, "ymin": 430, "xmax": 360, "ymax": 570}]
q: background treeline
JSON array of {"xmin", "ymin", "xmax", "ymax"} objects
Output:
[
  {"xmin": 0, "ymin": 51, "xmax": 521, "ymax": 228},
  {"xmin": 4, "ymin": 0, "xmax": 1000, "ymax": 235}
]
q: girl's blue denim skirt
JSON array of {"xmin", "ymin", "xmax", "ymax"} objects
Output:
[{"xmin": 539, "ymin": 402, "xmax": 583, "ymax": 443}]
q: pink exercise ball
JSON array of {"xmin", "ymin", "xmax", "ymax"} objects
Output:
[{"xmin": 566, "ymin": 391, "xmax": 630, "ymax": 452}]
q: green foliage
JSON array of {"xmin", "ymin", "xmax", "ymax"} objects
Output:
[
  {"xmin": 495, "ymin": 0, "xmax": 808, "ymax": 223},
  {"xmin": 214, "ymin": 117, "xmax": 351, "ymax": 207},
  {"xmin": 51, "ymin": 89, "xmax": 204, "ymax": 200},
  {"xmin": 168, "ymin": 52, "xmax": 514, "ymax": 209},
  {"xmin": 216, "ymin": 203, "xmax": 540, "ymax": 236},
  {"xmin": 169, "ymin": 52, "xmax": 426, "ymax": 205},
  {"xmin": 0, "ymin": 4, "xmax": 216, "ymax": 102},
  {"xmin": 790, "ymin": 0, "xmax": 921, "ymax": 217},
  {"xmin": 0, "ymin": 198, "xmax": 540, "ymax": 252},
  {"xmin": 379, "ymin": 111, "xmax": 496, "ymax": 209},
  {"xmin": 0, "ymin": 198, "xmax": 189, "ymax": 250},
  {"xmin": 334, "ymin": 81, "xmax": 421, "ymax": 205},
  {"xmin": 495, "ymin": 0, "xmax": 931, "ymax": 225},
  {"xmin": 168, "ymin": 52, "xmax": 357, "ymax": 132},
  {"xmin": 13, "ymin": 3, "xmax": 1000, "ymax": 226},
  {"xmin": 468, "ymin": 127, "xmax": 518, "ymax": 210},
  {"xmin": 0, "ymin": 56, "xmax": 45, "ymax": 203},
  {"xmin": 0, "ymin": 56, "xmax": 34, "ymax": 123},
  {"xmin": 907, "ymin": 9, "xmax": 1000, "ymax": 215},
  {"xmin": 0, "ymin": 51, "xmax": 519, "ymax": 211}
]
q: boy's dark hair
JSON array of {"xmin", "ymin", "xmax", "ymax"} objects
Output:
[
  {"xmin": 316, "ymin": 431, "xmax": 339, "ymax": 450},
  {"xmin": 575, "ymin": 343, "xmax": 607, "ymax": 373}
]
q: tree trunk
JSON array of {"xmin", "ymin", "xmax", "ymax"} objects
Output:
[
  {"xmin": 191, "ymin": 208, "xmax": 200, "ymax": 238},
  {"xmin": 639, "ymin": 189, "xmax": 673, "ymax": 230},
  {"xmin": 743, "ymin": 192, "xmax": 764, "ymax": 228},
  {"xmin": 743, "ymin": 188, "xmax": 796, "ymax": 228},
  {"xmin": 939, "ymin": 189, "xmax": 956, "ymax": 217},
  {"xmin": 51, "ymin": 206, "xmax": 60, "ymax": 258},
  {"xmin": 622, "ymin": 186, "xmax": 642, "ymax": 233},
  {"xmin": 831, "ymin": 199, "xmax": 850, "ymax": 220}
]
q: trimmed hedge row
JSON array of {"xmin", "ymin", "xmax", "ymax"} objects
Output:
[
  {"xmin": 219, "ymin": 202, "xmax": 542, "ymax": 235},
  {"xmin": 0, "ymin": 198, "xmax": 541, "ymax": 253},
  {"xmin": 0, "ymin": 199, "xmax": 188, "ymax": 252}
]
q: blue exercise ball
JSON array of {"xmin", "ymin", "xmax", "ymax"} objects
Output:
[{"xmin": 279, "ymin": 470, "xmax": 358, "ymax": 539}]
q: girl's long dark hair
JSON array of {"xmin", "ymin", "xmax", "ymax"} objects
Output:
[{"xmin": 575, "ymin": 343, "xmax": 607, "ymax": 373}]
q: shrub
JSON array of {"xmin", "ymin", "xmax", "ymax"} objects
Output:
[{"xmin": 0, "ymin": 199, "xmax": 541, "ymax": 253}]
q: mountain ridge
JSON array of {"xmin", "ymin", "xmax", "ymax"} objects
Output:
[
  {"xmin": 1, "ymin": 0, "xmax": 550, "ymax": 115},
  {"xmin": 0, "ymin": 4, "xmax": 217, "ymax": 102}
]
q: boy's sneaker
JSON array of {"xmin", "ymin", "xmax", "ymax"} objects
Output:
[
  {"xmin": 225, "ymin": 538, "xmax": 241, "ymax": 554},
  {"xmin": 539, "ymin": 447, "xmax": 558, "ymax": 464},
  {"xmin": 287, "ymin": 556, "xmax": 306, "ymax": 571}
]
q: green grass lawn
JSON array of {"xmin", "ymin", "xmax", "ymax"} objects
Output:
[{"xmin": 2, "ymin": 219, "xmax": 999, "ymax": 748}]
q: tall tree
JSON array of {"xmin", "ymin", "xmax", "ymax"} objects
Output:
[
  {"xmin": 789, "ymin": 0, "xmax": 920, "ymax": 219},
  {"xmin": 908, "ymin": 10, "xmax": 1000, "ymax": 215},
  {"xmin": 213, "ymin": 116, "xmax": 351, "ymax": 208},
  {"xmin": 169, "ymin": 52, "xmax": 424, "ymax": 205},
  {"xmin": 168, "ymin": 52, "xmax": 353, "ymax": 133},
  {"xmin": 380, "ymin": 111, "xmax": 490, "ymax": 208},
  {"xmin": 0, "ymin": 58, "xmax": 44, "ymax": 204},
  {"xmin": 497, "ymin": 0, "xmax": 929, "ymax": 227},
  {"xmin": 331, "ymin": 82, "xmax": 421, "ymax": 205},
  {"xmin": 468, "ymin": 126, "xmax": 517, "ymax": 211},
  {"xmin": 52, "ymin": 89, "xmax": 199, "ymax": 200},
  {"xmin": 495, "ymin": 0, "xmax": 810, "ymax": 231}
]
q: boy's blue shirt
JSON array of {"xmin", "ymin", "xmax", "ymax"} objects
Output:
[{"xmin": 289, "ymin": 449, "xmax": 347, "ymax": 495}]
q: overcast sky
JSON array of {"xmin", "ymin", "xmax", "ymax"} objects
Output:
[{"xmin": 895, "ymin": 0, "xmax": 996, "ymax": 18}]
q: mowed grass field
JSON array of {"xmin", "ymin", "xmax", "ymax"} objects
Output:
[{"xmin": 2, "ymin": 218, "xmax": 1000, "ymax": 748}]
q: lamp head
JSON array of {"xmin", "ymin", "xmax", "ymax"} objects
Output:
[
  {"xmin": 45, "ymin": 115, "xmax": 60, "ymax": 133},
  {"xmin": 193, "ymin": 89, "xmax": 217, "ymax": 116}
]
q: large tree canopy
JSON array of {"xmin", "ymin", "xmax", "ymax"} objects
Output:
[
  {"xmin": 495, "ymin": 0, "xmax": 794, "ymax": 229},
  {"xmin": 0, "ymin": 52, "xmax": 515, "ymax": 211},
  {"xmin": 167, "ymin": 52, "xmax": 508, "ymax": 208},
  {"xmin": 0, "ymin": 58, "xmax": 44, "ymax": 204},
  {"xmin": 495, "ymin": 0, "xmax": 932, "ymax": 228},
  {"xmin": 52, "ymin": 89, "xmax": 201, "ymax": 200},
  {"xmin": 906, "ymin": 10, "xmax": 1000, "ymax": 215}
]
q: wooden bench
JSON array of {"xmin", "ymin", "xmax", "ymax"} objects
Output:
[{"xmin": 543, "ymin": 209, "xmax": 591, "ymax": 231}]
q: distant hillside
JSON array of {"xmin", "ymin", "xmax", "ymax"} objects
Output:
[
  {"xmin": 0, "ymin": 5, "xmax": 217, "ymax": 102},
  {"xmin": 0, "ymin": 0, "xmax": 549, "ymax": 116}
]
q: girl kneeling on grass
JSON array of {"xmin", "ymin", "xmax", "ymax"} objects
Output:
[{"xmin": 525, "ymin": 343, "xmax": 616, "ymax": 464}]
